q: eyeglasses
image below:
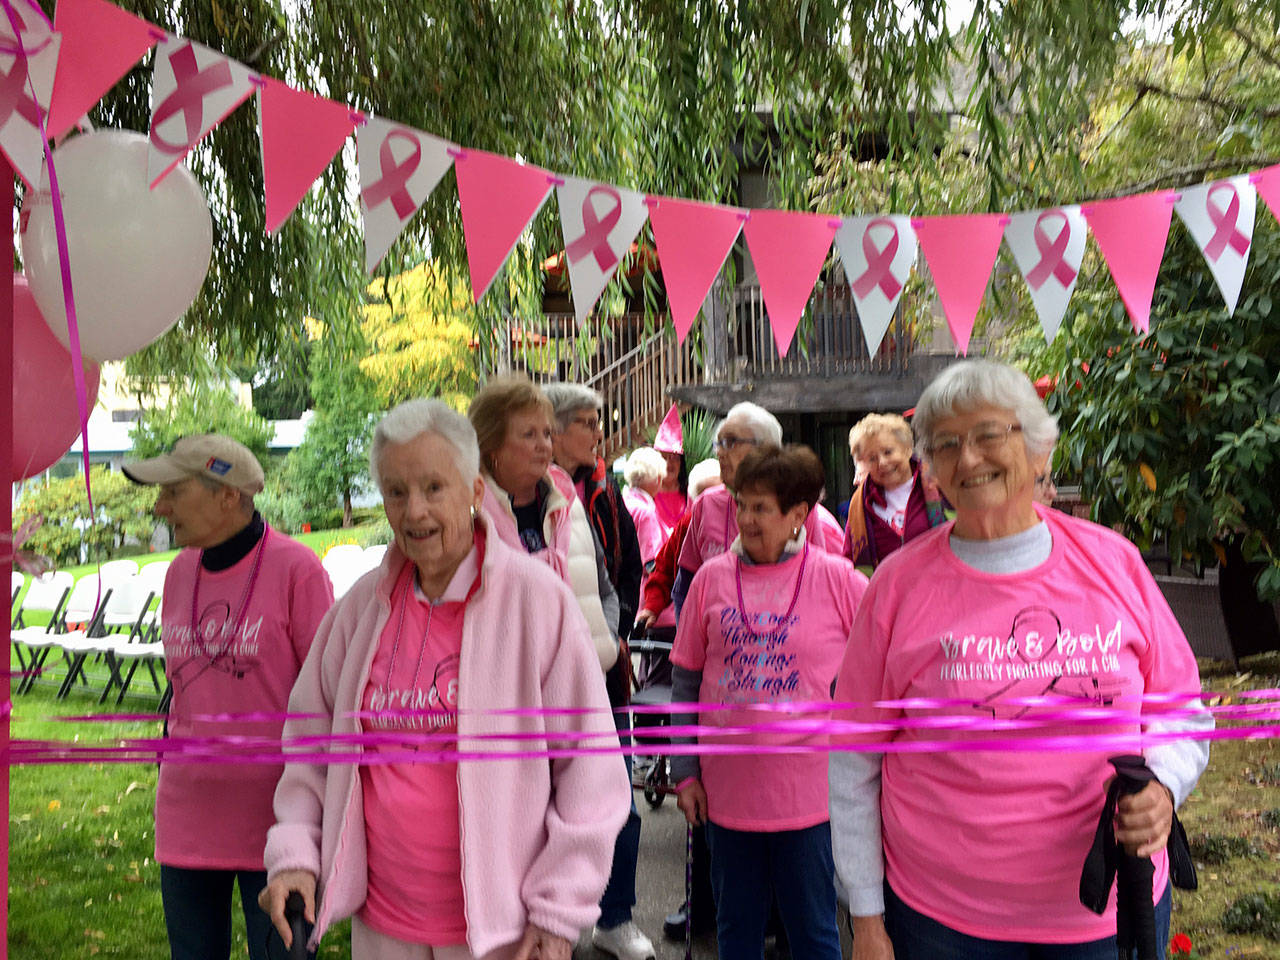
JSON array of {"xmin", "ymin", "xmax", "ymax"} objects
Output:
[
  {"xmin": 926, "ymin": 423, "xmax": 1022, "ymax": 464},
  {"xmin": 714, "ymin": 435, "xmax": 759, "ymax": 453},
  {"xmin": 570, "ymin": 414, "xmax": 602, "ymax": 432}
]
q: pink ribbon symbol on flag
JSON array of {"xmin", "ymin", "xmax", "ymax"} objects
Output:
[
  {"xmin": 364, "ymin": 128, "xmax": 422, "ymax": 220},
  {"xmin": 852, "ymin": 218, "xmax": 902, "ymax": 300},
  {"xmin": 0, "ymin": 40, "xmax": 43, "ymax": 128},
  {"xmin": 1025, "ymin": 209, "xmax": 1077, "ymax": 290},
  {"xmin": 150, "ymin": 42, "xmax": 234, "ymax": 155},
  {"xmin": 1203, "ymin": 182, "xmax": 1249, "ymax": 262},
  {"xmin": 566, "ymin": 184, "xmax": 623, "ymax": 272}
]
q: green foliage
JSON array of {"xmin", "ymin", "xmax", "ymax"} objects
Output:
[
  {"xmin": 643, "ymin": 408, "xmax": 718, "ymax": 467},
  {"xmin": 1222, "ymin": 892, "xmax": 1280, "ymax": 940},
  {"xmin": 15, "ymin": 469, "xmax": 158, "ymax": 568},
  {"xmin": 358, "ymin": 264, "xmax": 478, "ymax": 410},
  {"xmin": 283, "ymin": 323, "xmax": 381, "ymax": 527},
  {"xmin": 1188, "ymin": 832, "xmax": 1263, "ymax": 864},
  {"xmin": 129, "ymin": 383, "xmax": 275, "ymax": 466}
]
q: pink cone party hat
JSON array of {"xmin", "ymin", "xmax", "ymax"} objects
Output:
[{"xmin": 654, "ymin": 404, "xmax": 683, "ymax": 454}]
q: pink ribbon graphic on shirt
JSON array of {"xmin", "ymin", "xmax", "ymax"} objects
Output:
[
  {"xmin": 1203, "ymin": 182, "xmax": 1250, "ymax": 262},
  {"xmin": 566, "ymin": 184, "xmax": 623, "ymax": 272},
  {"xmin": 852, "ymin": 217, "xmax": 902, "ymax": 299},
  {"xmin": 149, "ymin": 41, "xmax": 233, "ymax": 155},
  {"xmin": 363, "ymin": 127, "xmax": 421, "ymax": 220},
  {"xmin": 1025, "ymin": 209, "xmax": 1077, "ymax": 290}
]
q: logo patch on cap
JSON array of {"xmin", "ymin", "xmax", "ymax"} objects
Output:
[{"xmin": 206, "ymin": 457, "xmax": 232, "ymax": 476}]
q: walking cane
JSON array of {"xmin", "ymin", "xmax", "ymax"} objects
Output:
[{"xmin": 684, "ymin": 823, "xmax": 695, "ymax": 960}]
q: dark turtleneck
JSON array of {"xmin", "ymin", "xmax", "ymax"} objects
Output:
[{"xmin": 200, "ymin": 511, "xmax": 265, "ymax": 571}]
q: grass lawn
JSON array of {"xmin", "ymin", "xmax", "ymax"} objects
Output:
[{"xmin": 7, "ymin": 647, "xmax": 1279, "ymax": 959}]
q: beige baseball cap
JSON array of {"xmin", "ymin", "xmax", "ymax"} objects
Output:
[{"xmin": 123, "ymin": 434, "xmax": 265, "ymax": 495}]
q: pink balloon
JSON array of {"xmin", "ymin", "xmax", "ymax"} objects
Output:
[{"xmin": 12, "ymin": 273, "xmax": 101, "ymax": 482}]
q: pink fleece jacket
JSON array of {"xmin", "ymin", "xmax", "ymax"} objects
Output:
[{"xmin": 262, "ymin": 518, "xmax": 630, "ymax": 957}]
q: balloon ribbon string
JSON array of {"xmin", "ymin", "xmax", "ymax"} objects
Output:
[{"xmin": 0, "ymin": 0, "xmax": 95, "ymax": 535}]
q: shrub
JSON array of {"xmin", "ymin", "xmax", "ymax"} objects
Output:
[
  {"xmin": 1188, "ymin": 833, "xmax": 1262, "ymax": 864},
  {"xmin": 1222, "ymin": 892, "xmax": 1280, "ymax": 940},
  {"xmin": 15, "ymin": 469, "xmax": 158, "ymax": 568}
]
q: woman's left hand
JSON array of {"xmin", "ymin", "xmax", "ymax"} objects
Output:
[
  {"xmin": 512, "ymin": 923, "xmax": 572, "ymax": 960},
  {"xmin": 1114, "ymin": 779, "xmax": 1174, "ymax": 857}
]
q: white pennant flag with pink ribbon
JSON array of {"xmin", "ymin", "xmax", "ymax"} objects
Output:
[
  {"xmin": 834, "ymin": 214, "xmax": 916, "ymax": 357},
  {"xmin": 148, "ymin": 35, "xmax": 256, "ymax": 187},
  {"xmin": 1004, "ymin": 205, "xmax": 1086, "ymax": 343},
  {"xmin": 0, "ymin": 7, "xmax": 59, "ymax": 188},
  {"xmin": 358, "ymin": 116, "xmax": 455, "ymax": 273},
  {"xmin": 1174, "ymin": 176, "xmax": 1255, "ymax": 316},
  {"xmin": 557, "ymin": 175, "xmax": 649, "ymax": 325}
]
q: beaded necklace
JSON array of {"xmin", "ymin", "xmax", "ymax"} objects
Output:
[
  {"xmin": 189, "ymin": 525, "xmax": 270, "ymax": 670},
  {"xmin": 733, "ymin": 541, "xmax": 810, "ymax": 641}
]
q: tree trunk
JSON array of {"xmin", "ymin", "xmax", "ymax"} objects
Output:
[{"xmin": 342, "ymin": 492, "xmax": 353, "ymax": 528}]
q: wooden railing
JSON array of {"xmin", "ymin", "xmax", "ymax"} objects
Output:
[
  {"xmin": 504, "ymin": 313, "xmax": 703, "ymax": 461},
  {"xmin": 704, "ymin": 281, "xmax": 913, "ymax": 381}
]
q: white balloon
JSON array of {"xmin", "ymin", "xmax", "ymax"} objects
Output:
[{"xmin": 20, "ymin": 130, "xmax": 214, "ymax": 362}]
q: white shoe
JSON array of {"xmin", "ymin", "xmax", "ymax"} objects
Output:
[{"xmin": 592, "ymin": 920, "xmax": 657, "ymax": 960}]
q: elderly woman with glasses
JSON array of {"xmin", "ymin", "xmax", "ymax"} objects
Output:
[
  {"xmin": 671, "ymin": 443, "xmax": 869, "ymax": 960},
  {"xmin": 260, "ymin": 399, "xmax": 629, "ymax": 960},
  {"xmin": 830, "ymin": 360, "xmax": 1212, "ymax": 960},
  {"xmin": 634, "ymin": 402, "xmax": 840, "ymax": 632}
]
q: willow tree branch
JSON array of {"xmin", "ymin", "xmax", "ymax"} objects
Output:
[
  {"xmin": 1230, "ymin": 24, "xmax": 1280, "ymax": 73},
  {"xmin": 1107, "ymin": 154, "xmax": 1280, "ymax": 196},
  {"xmin": 1135, "ymin": 81, "xmax": 1280, "ymax": 119}
]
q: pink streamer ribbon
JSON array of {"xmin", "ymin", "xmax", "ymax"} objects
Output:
[
  {"xmin": 851, "ymin": 217, "xmax": 902, "ymax": 299},
  {"xmin": 1203, "ymin": 182, "xmax": 1249, "ymax": 262},
  {"xmin": 363, "ymin": 127, "xmax": 421, "ymax": 219},
  {"xmin": 149, "ymin": 41, "xmax": 233, "ymax": 155},
  {"xmin": 0, "ymin": 0, "xmax": 97, "ymax": 550},
  {"xmin": 1025, "ymin": 209, "xmax": 1077, "ymax": 290},
  {"xmin": 565, "ymin": 184, "xmax": 622, "ymax": 271},
  {"xmin": 0, "ymin": 31, "xmax": 47, "ymax": 127}
]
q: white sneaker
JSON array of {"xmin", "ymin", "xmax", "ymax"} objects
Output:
[{"xmin": 592, "ymin": 920, "xmax": 657, "ymax": 960}]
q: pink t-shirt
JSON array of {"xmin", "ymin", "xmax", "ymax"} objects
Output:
[
  {"xmin": 672, "ymin": 546, "xmax": 868, "ymax": 830},
  {"xmin": 653, "ymin": 489, "xmax": 689, "ymax": 530},
  {"xmin": 833, "ymin": 508, "xmax": 1201, "ymax": 943},
  {"xmin": 359, "ymin": 543, "xmax": 481, "ymax": 945},
  {"xmin": 623, "ymin": 486, "xmax": 668, "ymax": 565},
  {"xmin": 677, "ymin": 486, "xmax": 840, "ymax": 576},
  {"xmin": 155, "ymin": 529, "xmax": 333, "ymax": 869}
]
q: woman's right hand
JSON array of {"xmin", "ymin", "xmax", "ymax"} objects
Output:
[
  {"xmin": 257, "ymin": 870, "xmax": 317, "ymax": 949},
  {"xmin": 676, "ymin": 779, "xmax": 708, "ymax": 826},
  {"xmin": 850, "ymin": 914, "xmax": 895, "ymax": 960},
  {"xmin": 633, "ymin": 608, "xmax": 657, "ymax": 632}
]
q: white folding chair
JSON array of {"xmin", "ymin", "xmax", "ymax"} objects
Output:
[
  {"xmin": 137, "ymin": 561, "xmax": 170, "ymax": 639},
  {"xmin": 46, "ymin": 575, "xmax": 113, "ymax": 699},
  {"xmin": 99, "ymin": 558, "xmax": 140, "ymax": 591},
  {"xmin": 11, "ymin": 570, "xmax": 23, "ymax": 608},
  {"xmin": 92, "ymin": 576, "xmax": 161, "ymax": 704},
  {"xmin": 364, "ymin": 544, "xmax": 388, "ymax": 567},
  {"xmin": 12, "ymin": 570, "xmax": 74, "ymax": 693}
]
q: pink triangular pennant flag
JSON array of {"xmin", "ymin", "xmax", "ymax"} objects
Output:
[
  {"xmin": 1083, "ymin": 191, "xmax": 1176, "ymax": 334},
  {"xmin": 257, "ymin": 77, "xmax": 355, "ymax": 234},
  {"xmin": 647, "ymin": 195, "xmax": 744, "ymax": 343},
  {"xmin": 558, "ymin": 176, "xmax": 649, "ymax": 325},
  {"xmin": 148, "ymin": 35, "xmax": 255, "ymax": 187},
  {"xmin": 1251, "ymin": 165, "xmax": 1280, "ymax": 227},
  {"xmin": 0, "ymin": 27, "xmax": 58, "ymax": 188},
  {"xmin": 47, "ymin": 0, "xmax": 158, "ymax": 139},
  {"xmin": 913, "ymin": 213, "xmax": 1007, "ymax": 355},
  {"xmin": 743, "ymin": 209, "xmax": 839, "ymax": 356},
  {"xmin": 834, "ymin": 214, "xmax": 917, "ymax": 356},
  {"xmin": 1004, "ymin": 206, "xmax": 1087, "ymax": 344},
  {"xmin": 454, "ymin": 148, "xmax": 554, "ymax": 303},
  {"xmin": 1175, "ymin": 177, "xmax": 1255, "ymax": 316},
  {"xmin": 358, "ymin": 117, "xmax": 455, "ymax": 273}
]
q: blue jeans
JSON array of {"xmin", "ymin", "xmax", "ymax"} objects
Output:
[
  {"xmin": 598, "ymin": 708, "xmax": 641, "ymax": 928},
  {"xmin": 705, "ymin": 820, "xmax": 841, "ymax": 960},
  {"xmin": 160, "ymin": 864, "xmax": 272, "ymax": 960},
  {"xmin": 883, "ymin": 880, "xmax": 1172, "ymax": 960}
]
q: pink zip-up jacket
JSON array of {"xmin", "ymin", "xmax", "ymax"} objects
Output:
[{"xmin": 263, "ymin": 518, "xmax": 630, "ymax": 956}]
